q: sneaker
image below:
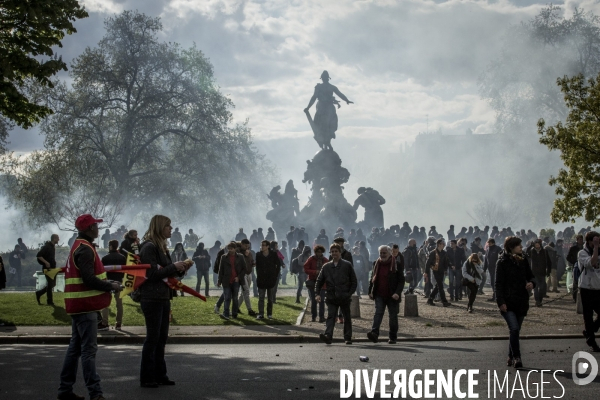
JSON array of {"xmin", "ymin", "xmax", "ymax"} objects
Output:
[
  {"xmin": 388, "ymin": 339, "xmax": 396, "ymax": 344},
  {"xmin": 427, "ymin": 298, "xmax": 435, "ymax": 306},
  {"xmin": 513, "ymin": 358, "xmax": 523, "ymax": 368},
  {"xmin": 57, "ymin": 393, "xmax": 85, "ymax": 400},
  {"xmin": 267, "ymin": 315, "xmax": 273, "ymax": 320},
  {"xmin": 467, "ymin": 307, "xmax": 473, "ymax": 313},
  {"xmin": 219, "ymin": 314, "xmax": 230, "ymax": 320},
  {"xmin": 506, "ymin": 357, "xmax": 513, "ymax": 367},
  {"xmin": 319, "ymin": 333, "xmax": 332, "ymax": 344},
  {"xmin": 115, "ymin": 323, "xmax": 122, "ymax": 331},
  {"xmin": 345, "ymin": 340, "xmax": 352, "ymax": 345},
  {"xmin": 256, "ymin": 315, "xmax": 264, "ymax": 320},
  {"xmin": 442, "ymin": 301, "xmax": 451, "ymax": 307},
  {"xmin": 213, "ymin": 305, "xmax": 219, "ymax": 314},
  {"xmin": 248, "ymin": 310, "xmax": 257, "ymax": 316},
  {"xmin": 97, "ymin": 322, "xmax": 109, "ymax": 331},
  {"xmin": 367, "ymin": 331, "xmax": 379, "ymax": 343}
]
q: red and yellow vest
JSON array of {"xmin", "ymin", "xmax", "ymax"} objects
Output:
[{"xmin": 64, "ymin": 239, "xmax": 111, "ymax": 315}]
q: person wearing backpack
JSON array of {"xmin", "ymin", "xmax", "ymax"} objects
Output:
[
  {"xmin": 577, "ymin": 231, "xmax": 600, "ymax": 352},
  {"xmin": 292, "ymin": 246, "xmax": 311, "ymax": 303}
]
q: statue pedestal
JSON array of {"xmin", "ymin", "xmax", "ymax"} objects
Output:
[{"xmin": 404, "ymin": 294, "xmax": 419, "ymax": 317}]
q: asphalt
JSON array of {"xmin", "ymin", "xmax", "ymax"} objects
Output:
[{"xmin": 1, "ymin": 339, "xmax": 599, "ymax": 399}]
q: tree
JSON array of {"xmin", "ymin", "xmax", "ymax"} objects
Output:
[
  {"xmin": 479, "ymin": 5, "xmax": 600, "ymax": 135},
  {"xmin": 0, "ymin": 0, "xmax": 88, "ymax": 128},
  {"xmin": 468, "ymin": 199, "xmax": 519, "ymax": 228},
  {"xmin": 538, "ymin": 73, "xmax": 600, "ymax": 225},
  {"xmin": 2, "ymin": 11, "xmax": 274, "ymax": 231}
]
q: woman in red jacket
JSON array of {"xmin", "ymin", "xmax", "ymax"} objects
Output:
[{"xmin": 304, "ymin": 244, "xmax": 329, "ymax": 322}]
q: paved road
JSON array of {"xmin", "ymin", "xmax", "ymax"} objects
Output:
[{"xmin": 1, "ymin": 339, "xmax": 598, "ymax": 399}]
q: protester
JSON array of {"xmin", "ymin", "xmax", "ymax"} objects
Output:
[
  {"xmin": 495, "ymin": 236, "xmax": 536, "ymax": 369},
  {"xmin": 57, "ymin": 214, "xmax": 121, "ymax": 400},
  {"xmin": 271, "ymin": 240, "xmax": 285, "ymax": 303},
  {"xmin": 101, "ymin": 229, "xmax": 111, "ymax": 249},
  {"xmin": 170, "ymin": 227, "xmax": 183, "ymax": 247},
  {"xmin": 352, "ymin": 245, "xmax": 369, "ymax": 298},
  {"xmin": 316, "ymin": 243, "xmax": 357, "ymax": 345},
  {"xmin": 120, "ymin": 229, "xmax": 140, "ymax": 256},
  {"xmin": 567, "ymin": 234, "xmax": 584, "ymax": 301},
  {"xmin": 138, "ymin": 215, "xmax": 190, "ymax": 388},
  {"xmin": 280, "ymin": 240, "xmax": 289, "ymax": 285},
  {"xmin": 462, "ymin": 253, "xmax": 484, "ymax": 313},
  {"xmin": 100, "ymin": 240, "xmax": 126, "ymax": 330},
  {"xmin": 304, "ymin": 244, "xmax": 328, "ymax": 322},
  {"xmin": 483, "ymin": 238, "xmax": 502, "ymax": 302},
  {"xmin": 235, "ymin": 228, "xmax": 247, "ymax": 241},
  {"xmin": 171, "ymin": 243, "xmax": 188, "ymax": 297},
  {"xmin": 209, "ymin": 240, "xmax": 222, "ymax": 287},
  {"xmin": 577, "ymin": 231, "xmax": 600, "ymax": 352},
  {"xmin": 367, "ymin": 245, "xmax": 405, "ymax": 344},
  {"xmin": 184, "ymin": 229, "xmax": 199, "ymax": 249},
  {"xmin": 7, "ymin": 244, "xmax": 25, "ymax": 287},
  {"xmin": 402, "ymin": 239, "xmax": 419, "ymax": 294},
  {"xmin": 255, "ymin": 240, "xmax": 282, "ymax": 320},
  {"xmin": 192, "ymin": 242, "xmax": 211, "ymax": 298},
  {"xmin": 527, "ymin": 239, "xmax": 552, "ymax": 307},
  {"xmin": 424, "ymin": 239, "xmax": 451, "ymax": 307},
  {"xmin": 445, "ymin": 239, "xmax": 465, "ymax": 302},
  {"xmin": 217, "ymin": 242, "xmax": 246, "ymax": 320},
  {"xmin": 35, "ymin": 234, "xmax": 60, "ymax": 306},
  {"xmin": 237, "ymin": 239, "xmax": 257, "ymax": 316},
  {"xmin": 545, "ymin": 242, "xmax": 559, "ymax": 293},
  {"xmin": 293, "ymin": 246, "xmax": 311, "ymax": 303}
]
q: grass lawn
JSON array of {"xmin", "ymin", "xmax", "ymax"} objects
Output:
[{"xmin": 0, "ymin": 293, "xmax": 304, "ymax": 326}]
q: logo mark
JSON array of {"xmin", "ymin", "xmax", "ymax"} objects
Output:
[{"xmin": 572, "ymin": 351, "xmax": 598, "ymax": 385}]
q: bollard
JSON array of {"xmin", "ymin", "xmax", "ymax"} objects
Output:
[
  {"xmin": 404, "ymin": 294, "xmax": 419, "ymax": 317},
  {"xmin": 350, "ymin": 295, "xmax": 361, "ymax": 318},
  {"xmin": 577, "ymin": 291, "xmax": 583, "ymax": 314}
]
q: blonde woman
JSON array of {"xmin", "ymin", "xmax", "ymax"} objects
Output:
[
  {"xmin": 462, "ymin": 253, "xmax": 484, "ymax": 313},
  {"xmin": 138, "ymin": 215, "xmax": 189, "ymax": 388}
]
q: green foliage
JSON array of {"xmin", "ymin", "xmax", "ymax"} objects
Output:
[
  {"xmin": 2, "ymin": 10, "xmax": 275, "ymax": 230},
  {"xmin": 0, "ymin": 293, "xmax": 303, "ymax": 326},
  {"xmin": 0, "ymin": 0, "xmax": 88, "ymax": 128},
  {"xmin": 538, "ymin": 73, "xmax": 600, "ymax": 224}
]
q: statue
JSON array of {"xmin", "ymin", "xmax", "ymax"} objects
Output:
[
  {"xmin": 304, "ymin": 70, "xmax": 353, "ymax": 150},
  {"xmin": 266, "ymin": 180, "xmax": 300, "ymax": 238},
  {"xmin": 353, "ymin": 187, "xmax": 386, "ymax": 229}
]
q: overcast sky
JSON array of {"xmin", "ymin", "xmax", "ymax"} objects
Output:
[
  {"xmin": 3, "ymin": 0, "xmax": 598, "ymax": 248},
  {"xmin": 10, "ymin": 0, "xmax": 599, "ymax": 154}
]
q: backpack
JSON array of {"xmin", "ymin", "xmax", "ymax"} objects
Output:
[{"xmin": 291, "ymin": 257, "xmax": 301, "ymax": 274}]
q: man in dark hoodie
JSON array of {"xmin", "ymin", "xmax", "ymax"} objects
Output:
[
  {"xmin": 193, "ymin": 242, "xmax": 211, "ymax": 297},
  {"xmin": 445, "ymin": 239, "xmax": 465, "ymax": 301},
  {"xmin": 402, "ymin": 239, "xmax": 419, "ymax": 294},
  {"xmin": 209, "ymin": 240, "xmax": 222, "ymax": 287},
  {"xmin": 36, "ymin": 234, "xmax": 60, "ymax": 306},
  {"xmin": 330, "ymin": 237, "xmax": 354, "ymax": 323},
  {"xmin": 527, "ymin": 239, "xmax": 552, "ymax": 307}
]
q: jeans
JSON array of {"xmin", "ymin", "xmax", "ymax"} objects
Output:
[
  {"xmin": 58, "ymin": 312, "xmax": 102, "ymax": 399},
  {"xmin": 36, "ymin": 274, "xmax": 56, "ymax": 304},
  {"xmin": 407, "ymin": 268, "xmax": 418, "ymax": 292},
  {"xmin": 447, "ymin": 268, "xmax": 462, "ymax": 299},
  {"xmin": 501, "ymin": 311, "xmax": 525, "ymax": 358},
  {"xmin": 140, "ymin": 300, "xmax": 170, "ymax": 383},
  {"xmin": 101, "ymin": 292, "xmax": 123, "ymax": 325},
  {"xmin": 533, "ymin": 274, "xmax": 547, "ymax": 303},
  {"xmin": 223, "ymin": 281, "xmax": 240, "ymax": 318},
  {"xmin": 580, "ymin": 288, "xmax": 600, "ymax": 343},
  {"xmin": 238, "ymin": 274, "xmax": 253, "ymax": 311},
  {"xmin": 258, "ymin": 287, "xmax": 275, "ymax": 316},
  {"xmin": 7, "ymin": 265, "xmax": 21, "ymax": 287},
  {"xmin": 296, "ymin": 272, "xmax": 306, "ymax": 299},
  {"xmin": 325, "ymin": 301, "xmax": 352, "ymax": 340},
  {"xmin": 371, "ymin": 296, "xmax": 400, "ymax": 340},
  {"xmin": 429, "ymin": 271, "xmax": 447, "ymax": 302},
  {"xmin": 307, "ymin": 286, "xmax": 325, "ymax": 319},
  {"xmin": 251, "ymin": 271, "xmax": 258, "ymax": 297},
  {"xmin": 196, "ymin": 269, "xmax": 210, "ymax": 297},
  {"xmin": 464, "ymin": 281, "xmax": 478, "ymax": 308}
]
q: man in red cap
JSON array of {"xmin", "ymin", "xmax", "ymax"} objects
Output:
[{"xmin": 57, "ymin": 214, "xmax": 122, "ymax": 400}]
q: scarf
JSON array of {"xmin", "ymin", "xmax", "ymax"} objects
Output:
[{"xmin": 371, "ymin": 256, "xmax": 395, "ymax": 283}]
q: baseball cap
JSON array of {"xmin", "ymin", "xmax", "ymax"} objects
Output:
[{"xmin": 75, "ymin": 214, "xmax": 103, "ymax": 231}]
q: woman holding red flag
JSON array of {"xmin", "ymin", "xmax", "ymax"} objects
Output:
[{"xmin": 138, "ymin": 215, "xmax": 189, "ymax": 388}]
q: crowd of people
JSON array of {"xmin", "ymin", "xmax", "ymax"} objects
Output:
[{"xmin": 2, "ymin": 218, "xmax": 598, "ymax": 400}]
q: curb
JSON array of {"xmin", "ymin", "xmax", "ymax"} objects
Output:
[
  {"xmin": 0, "ymin": 333, "xmax": 584, "ymax": 345},
  {"xmin": 295, "ymin": 297, "xmax": 309, "ymax": 326}
]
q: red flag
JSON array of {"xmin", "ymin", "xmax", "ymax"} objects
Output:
[
  {"xmin": 166, "ymin": 277, "xmax": 206, "ymax": 301},
  {"xmin": 120, "ymin": 269, "xmax": 147, "ymax": 298}
]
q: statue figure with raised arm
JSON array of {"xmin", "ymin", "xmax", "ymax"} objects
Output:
[{"xmin": 304, "ymin": 70, "xmax": 353, "ymax": 150}]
